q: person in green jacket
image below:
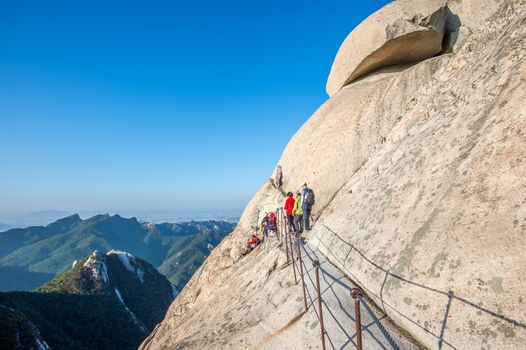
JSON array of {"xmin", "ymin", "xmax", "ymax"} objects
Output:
[{"xmin": 293, "ymin": 192, "xmax": 303, "ymax": 234}]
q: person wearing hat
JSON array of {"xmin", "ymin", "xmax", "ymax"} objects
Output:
[{"xmin": 283, "ymin": 191, "xmax": 296, "ymax": 232}]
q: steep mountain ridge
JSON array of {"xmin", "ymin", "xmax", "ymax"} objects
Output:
[
  {"xmin": 142, "ymin": 1, "xmax": 526, "ymax": 349},
  {"xmin": 0, "ymin": 249, "xmax": 175, "ymax": 350},
  {"xmin": 0, "ymin": 214, "xmax": 235, "ymax": 290},
  {"xmin": 40, "ymin": 250, "xmax": 176, "ymax": 330}
]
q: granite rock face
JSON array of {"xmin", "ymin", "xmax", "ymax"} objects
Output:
[{"xmin": 142, "ymin": 1, "xmax": 526, "ymax": 349}]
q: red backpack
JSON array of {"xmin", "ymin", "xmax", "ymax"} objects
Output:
[{"xmin": 268, "ymin": 212, "xmax": 276, "ymax": 223}]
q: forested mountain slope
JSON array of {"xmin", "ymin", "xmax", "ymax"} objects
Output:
[{"xmin": 0, "ymin": 214, "xmax": 235, "ymax": 290}]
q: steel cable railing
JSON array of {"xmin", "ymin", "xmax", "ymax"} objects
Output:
[
  {"xmin": 312, "ymin": 221, "xmax": 526, "ymax": 349},
  {"xmin": 298, "ymin": 231, "xmax": 399, "ymax": 350},
  {"xmin": 273, "ymin": 205, "xmax": 399, "ymax": 349},
  {"xmin": 355, "ymin": 292, "xmax": 400, "ymax": 350},
  {"xmin": 274, "ymin": 197, "xmax": 526, "ymax": 350}
]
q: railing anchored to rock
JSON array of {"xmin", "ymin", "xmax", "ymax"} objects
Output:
[{"xmin": 275, "ymin": 207, "xmax": 399, "ymax": 350}]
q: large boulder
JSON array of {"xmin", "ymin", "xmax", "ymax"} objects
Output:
[{"xmin": 326, "ymin": 0, "xmax": 448, "ymax": 97}]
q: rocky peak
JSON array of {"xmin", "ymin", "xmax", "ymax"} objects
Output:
[
  {"xmin": 107, "ymin": 249, "xmax": 145, "ymax": 283},
  {"xmin": 40, "ymin": 249, "xmax": 177, "ymax": 332},
  {"xmin": 82, "ymin": 250, "xmax": 109, "ymax": 285},
  {"xmin": 44, "ymin": 213, "xmax": 82, "ymax": 231}
]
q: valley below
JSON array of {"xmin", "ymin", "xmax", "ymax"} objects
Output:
[{"xmin": 0, "ymin": 214, "xmax": 236, "ymax": 349}]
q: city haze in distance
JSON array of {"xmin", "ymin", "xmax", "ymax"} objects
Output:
[{"xmin": 0, "ymin": 209, "xmax": 243, "ymax": 229}]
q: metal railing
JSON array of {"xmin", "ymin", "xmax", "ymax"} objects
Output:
[
  {"xmin": 352, "ymin": 289, "xmax": 400, "ymax": 350},
  {"xmin": 274, "ymin": 208, "xmax": 399, "ymax": 350},
  {"xmin": 271, "ymin": 195, "xmax": 526, "ymax": 350}
]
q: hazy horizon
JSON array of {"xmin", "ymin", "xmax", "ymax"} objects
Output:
[{"xmin": 0, "ymin": 208, "xmax": 243, "ymax": 229}]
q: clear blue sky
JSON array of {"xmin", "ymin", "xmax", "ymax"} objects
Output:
[{"xmin": 0, "ymin": 0, "xmax": 390, "ymax": 212}]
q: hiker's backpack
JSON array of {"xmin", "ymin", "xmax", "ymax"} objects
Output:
[
  {"xmin": 304, "ymin": 188, "xmax": 315, "ymax": 206},
  {"xmin": 268, "ymin": 213, "xmax": 277, "ymax": 223}
]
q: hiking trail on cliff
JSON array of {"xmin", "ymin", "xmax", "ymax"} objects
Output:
[{"xmin": 141, "ymin": 1, "xmax": 526, "ymax": 349}]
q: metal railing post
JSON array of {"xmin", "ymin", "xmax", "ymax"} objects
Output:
[
  {"xmin": 288, "ymin": 231, "xmax": 298, "ymax": 284},
  {"xmin": 313, "ymin": 260, "xmax": 326, "ymax": 350},
  {"xmin": 276, "ymin": 209, "xmax": 279, "ymax": 241},
  {"xmin": 279, "ymin": 209, "xmax": 285, "ymax": 242},
  {"xmin": 277, "ymin": 209, "xmax": 282, "ymax": 243},
  {"xmin": 284, "ymin": 211, "xmax": 290, "ymax": 263},
  {"xmin": 351, "ymin": 288, "xmax": 363, "ymax": 350},
  {"xmin": 297, "ymin": 236, "xmax": 308, "ymax": 311}
]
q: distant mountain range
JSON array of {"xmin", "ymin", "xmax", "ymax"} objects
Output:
[
  {"xmin": 80, "ymin": 209, "xmax": 243, "ymax": 225},
  {"xmin": 0, "ymin": 214, "xmax": 236, "ymax": 291},
  {"xmin": 0, "ymin": 249, "xmax": 175, "ymax": 350},
  {"xmin": 0, "ymin": 209, "xmax": 241, "ymax": 229}
]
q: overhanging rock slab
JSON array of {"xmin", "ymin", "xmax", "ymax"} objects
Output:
[{"xmin": 326, "ymin": 0, "xmax": 448, "ymax": 97}]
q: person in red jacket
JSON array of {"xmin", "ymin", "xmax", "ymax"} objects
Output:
[
  {"xmin": 242, "ymin": 234, "xmax": 262, "ymax": 256},
  {"xmin": 284, "ymin": 192, "xmax": 296, "ymax": 232},
  {"xmin": 247, "ymin": 234, "xmax": 261, "ymax": 247}
]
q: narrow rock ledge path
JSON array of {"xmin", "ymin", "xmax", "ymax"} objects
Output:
[{"xmin": 286, "ymin": 237, "xmax": 422, "ymax": 350}]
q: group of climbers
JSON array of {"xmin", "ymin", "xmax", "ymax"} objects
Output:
[
  {"xmin": 242, "ymin": 211, "xmax": 277, "ymax": 256},
  {"xmin": 284, "ymin": 183, "xmax": 315, "ymax": 234},
  {"xmin": 242, "ymin": 182, "xmax": 315, "ymax": 257}
]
